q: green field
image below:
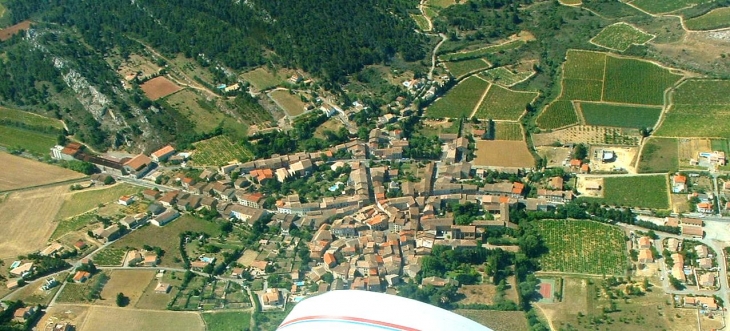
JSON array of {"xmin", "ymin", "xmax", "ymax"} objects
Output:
[
  {"xmin": 563, "ymin": 50, "xmax": 606, "ymax": 81},
  {"xmin": 202, "ymin": 311, "xmax": 252, "ymax": 331},
  {"xmin": 536, "ymin": 101, "xmax": 579, "ymax": 130},
  {"xmin": 602, "ymin": 56, "xmax": 682, "ymax": 105},
  {"xmin": 439, "ymin": 40, "xmax": 525, "ymax": 62},
  {"xmin": 444, "ymin": 58, "xmax": 491, "ymax": 79},
  {"xmin": 427, "ymin": 0, "xmax": 457, "ymax": 8},
  {"xmin": 240, "ymin": 67, "xmax": 284, "ymax": 91},
  {"xmin": 411, "ymin": 14, "xmax": 430, "ymax": 30},
  {"xmin": 579, "ymin": 103, "xmax": 662, "ymax": 128},
  {"xmin": 0, "ymin": 107, "xmax": 64, "ymax": 155},
  {"xmin": 591, "ymin": 23, "xmax": 653, "ymax": 51},
  {"xmin": 535, "ymin": 219, "xmax": 628, "ymax": 276},
  {"xmin": 269, "ymin": 89, "xmax": 307, "ymax": 117},
  {"xmin": 631, "ymin": 0, "xmax": 715, "ymax": 14},
  {"xmin": 494, "ymin": 121, "xmax": 523, "ymax": 141},
  {"xmin": 655, "ymin": 80, "xmax": 730, "ymax": 138},
  {"xmin": 426, "ymin": 76, "xmax": 490, "ymax": 118},
  {"xmin": 474, "ymin": 84, "xmax": 537, "ymax": 121},
  {"xmin": 93, "ymin": 247, "xmax": 126, "ymax": 266},
  {"xmin": 162, "ymin": 89, "xmax": 228, "ymax": 134},
  {"xmin": 55, "ymin": 184, "xmax": 141, "ymax": 220},
  {"xmin": 637, "ymin": 138, "xmax": 679, "ymax": 173},
  {"xmin": 601, "ymin": 175, "xmax": 669, "ymax": 209},
  {"xmin": 480, "ymin": 67, "xmax": 534, "ymax": 87},
  {"xmin": 685, "ymin": 7, "xmax": 730, "ymax": 30},
  {"xmin": 0, "ymin": 107, "xmax": 64, "ymax": 129},
  {"xmin": 673, "ymin": 80, "xmax": 730, "ymax": 105},
  {"xmin": 193, "ymin": 135, "xmax": 254, "ymax": 166},
  {"xmin": 561, "ymin": 79, "xmax": 603, "ymax": 101}
]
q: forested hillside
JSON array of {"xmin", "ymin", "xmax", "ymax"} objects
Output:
[{"xmin": 7, "ymin": 0, "xmax": 425, "ymax": 82}]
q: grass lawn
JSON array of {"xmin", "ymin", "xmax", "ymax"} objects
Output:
[
  {"xmin": 426, "ymin": 76, "xmax": 490, "ymax": 118},
  {"xmin": 590, "ymin": 23, "xmax": 653, "ymax": 51},
  {"xmin": 536, "ymin": 100, "xmax": 579, "ymax": 130},
  {"xmin": 55, "ymin": 184, "xmax": 142, "ymax": 220},
  {"xmin": 202, "ymin": 311, "xmax": 252, "ymax": 331},
  {"xmin": 444, "ymin": 58, "xmax": 491, "ymax": 79},
  {"xmin": 110, "ymin": 215, "xmax": 222, "ymax": 268},
  {"xmin": 637, "ymin": 138, "xmax": 679, "ymax": 173},
  {"xmin": 474, "ymin": 84, "xmax": 537, "ymax": 121},
  {"xmin": 685, "ymin": 7, "xmax": 730, "ymax": 30},
  {"xmin": 240, "ymin": 67, "xmax": 284, "ymax": 91},
  {"xmin": 534, "ymin": 219, "xmax": 628, "ymax": 275},
  {"xmin": 601, "ymin": 175, "xmax": 669, "ymax": 209},
  {"xmin": 602, "ymin": 56, "xmax": 682, "ymax": 105},
  {"xmin": 269, "ymin": 89, "xmax": 307, "ymax": 117},
  {"xmin": 579, "ymin": 102, "xmax": 662, "ymax": 128}
]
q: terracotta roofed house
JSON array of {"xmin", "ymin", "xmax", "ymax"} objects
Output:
[
  {"xmin": 123, "ymin": 154, "xmax": 153, "ymax": 178},
  {"xmin": 151, "ymin": 145, "xmax": 176, "ymax": 162}
]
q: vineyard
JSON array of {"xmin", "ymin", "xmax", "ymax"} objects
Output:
[
  {"xmin": 494, "ymin": 121, "xmax": 523, "ymax": 141},
  {"xmin": 535, "ymin": 219, "xmax": 628, "ymax": 276},
  {"xmin": 580, "ymin": 102, "xmax": 662, "ymax": 128},
  {"xmin": 637, "ymin": 137, "xmax": 679, "ymax": 173},
  {"xmin": 672, "ymin": 80, "xmax": 730, "ymax": 105},
  {"xmin": 630, "ymin": 0, "xmax": 715, "ymax": 14},
  {"xmin": 600, "ymin": 175, "xmax": 670, "ymax": 209},
  {"xmin": 536, "ymin": 100, "xmax": 579, "ymax": 130},
  {"xmin": 590, "ymin": 23, "xmax": 653, "ymax": 51},
  {"xmin": 444, "ymin": 58, "xmax": 491, "ymax": 79},
  {"xmin": 192, "ymin": 135, "xmax": 254, "ymax": 166},
  {"xmin": 602, "ymin": 56, "xmax": 682, "ymax": 105},
  {"xmin": 685, "ymin": 7, "xmax": 730, "ymax": 30},
  {"xmin": 439, "ymin": 39, "xmax": 525, "ymax": 62},
  {"xmin": 426, "ymin": 76, "xmax": 489, "ymax": 118},
  {"xmin": 474, "ymin": 84, "xmax": 537, "ymax": 121},
  {"xmin": 563, "ymin": 50, "xmax": 606, "ymax": 81},
  {"xmin": 561, "ymin": 79, "xmax": 603, "ymax": 101},
  {"xmin": 480, "ymin": 67, "xmax": 534, "ymax": 87},
  {"xmin": 655, "ymin": 80, "xmax": 730, "ymax": 138}
]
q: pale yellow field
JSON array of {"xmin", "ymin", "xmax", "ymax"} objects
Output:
[
  {"xmin": 79, "ymin": 306, "xmax": 204, "ymax": 331},
  {"xmin": 96, "ymin": 270, "xmax": 157, "ymax": 307},
  {"xmin": 0, "ymin": 152, "xmax": 86, "ymax": 191}
]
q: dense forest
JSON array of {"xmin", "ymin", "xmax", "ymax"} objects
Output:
[{"xmin": 6, "ymin": 0, "xmax": 426, "ymax": 83}]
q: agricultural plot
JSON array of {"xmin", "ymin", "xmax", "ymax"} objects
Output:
[
  {"xmin": 97, "ymin": 270, "xmax": 156, "ymax": 307},
  {"xmin": 532, "ymin": 126, "xmax": 640, "ymax": 146},
  {"xmin": 55, "ymin": 183, "xmax": 141, "ymax": 221},
  {"xmin": 162, "ymin": 89, "xmax": 228, "ymax": 134},
  {"xmin": 202, "ymin": 311, "xmax": 252, "ymax": 331},
  {"xmin": 474, "ymin": 140, "xmax": 534, "ymax": 168},
  {"xmin": 269, "ymin": 89, "xmax": 307, "ymax": 117},
  {"xmin": 535, "ymin": 219, "xmax": 628, "ymax": 276},
  {"xmin": 455, "ymin": 310, "xmax": 529, "ymax": 331},
  {"xmin": 494, "ymin": 122, "xmax": 523, "ymax": 141},
  {"xmin": 0, "ymin": 152, "xmax": 84, "ymax": 191},
  {"xmin": 630, "ymin": 0, "xmax": 714, "ymax": 14},
  {"xmin": 426, "ymin": 76, "xmax": 490, "ymax": 118},
  {"xmin": 672, "ymin": 80, "xmax": 730, "ymax": 105},
  {"xmin": 656, "ymin": 80, "xmax": 730, "ymax": 138},
  {"xmin": 536, "ymin": 101, "xmax": 579, "ymax": 130},
  {"xmin": 439, "ymin": 40, "xmax": 525, "ymax": 62},
  {"xmin": 0, "ymin": 107, "xmax": 64, "ymax": 129},
  {"xmin": 240, "ymin": 67, "xmax": 285, "ymax": 91},
  {"xmin": 411, "ymin": 14, "xmax": 430, "ymax": 31},
  {"xmin": 685, "ymin": 7, "xmax": 730, "ymax": 30},
  {"xmin": 602, "ymin": 55, "xmax": 682, "ymax": 105},
  {"xmin": 480, "ymin": 67, "xmax": 534, "ymax": 87},
  {"xmin": 474, "ymin": 84, "xmax": 537, "ymax": 121},
  {"xmin": 192, "ymin": 135, "xmax": 254, "ymax": 166},
  {"xmin": 427, "ymin": 0, "xmax": 457, "ymax": 8},
  {"xmin": 443, "ymin": 58, "xmax": 491, "ymax": 79},
  {"xmin": 579, "ymin": 102, "xmax": 662, "ymax": 128},
  {"xmin": 637, "ymin": 137, "xmax": 679, "ymax": 173},
  {"xmin": 562, "ymin": 50, "xmax": 606, "ymax": 81},
  {"xmin": 140, "ymin": 76, "xmax": 182, "ymax": 101},
  {"xmin": 0, "ymin": 107, "xmax": 63, "ymax": 155},
  {"xmin": 79, "ymin": 307, "xmax": 204, "ymax": 331},
  {"xmin": 601, "ymin": 175, "xmax": 670, "ymax": 209},
  {"xmin": 590, "ymin": 23, "xmax": 653, "ymax": 51},
  {"xmin": 561, "ymin": 79, "xmax": 603, "ymax": 101}
]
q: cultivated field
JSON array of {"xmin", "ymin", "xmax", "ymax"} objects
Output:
[
  {"xmin": 535, "ymin": 219, "xmax": 628, "ymax": 275},
  {"xmin": 590, "ymin": 23, "xmax": 653, "ymax": 51},
  {"xmin": 672, "ymin": 80, "xmax": 730, "ymax": 105},
  {"xmin": 141, "ymin": 76, "xmax": 182, "ymax": 101},
  {"xmin": 494, "ymin": 121, "xmax": 523, "ymax": 141},
  {"xmin": 54, "ymin": 183, "xmax": 141, "ymax": 221},
  {"xmin": 0, "ymin": 153, "xmax": 85, "ymax": 191},
  {"xmin": 656, "ymin": 80, "xmax": 730, "ymax": 138},
  {"xmin": 0, "ymin": 185, "xmax": 70, "ymax": 259},
  {"xmin": 561, "ymin": 79, "xmax": 603, "ymax": 101},
  {"xmin": 0, "ymin": 106, "xmax": 64, "ymax": 129},
  {"xmin": 162, "ymin": 89, "xmax": 228, "ymax": 134},
  {"xmin": 558, "ymin": 0, "xmax": 582, "ymax": 4},
  {"xmin": 444, "ymin": 58, "xmax": 491, "ymax": 79},
  {"xmin": 439, "ymin": 40, "xmax": 525, "ymax": 62},
  {"xmin": 474, "ymin": 140, "xmax": 534, "ymax": 168},
  {"xmin": 563, "ymin": 50, "xmax": 606, "ymax": 81},
  {"xmin": 474, "ymin": 84, "xmax": 537, "ymax": 121},
  {"xmin": 638, "ymin": 137, "xmax": 679, "ymax": 173},
  {"xmin": 79, "ymin": 306, "xmax": 204, "ymax": 331},
  {"xmin": 96, "ymin": 270, "xmax": 156, "ymax": 307},
  {"xmin": 455, "ymin": 310, "xmax": 529, "ymax": 331},
  {"xmin": 269, "ymin": 89, "xmax": 307, "ymax": 117},
  {"xmin": 601, "ymin": 175, "xmax": 670, "ymax": 209},
  {"xmin": 0, "ymin": 20, "xmax": 30, "ymax": 41},
  {"xmin": 685, "ymin": 7, "xmax": 730, "ymax": 30},
  {"xmin": 427, "ymin": 0, "xmax": 457, "ymax": 8},
  {"xmin": 240, "ymin": 67, "xmax": 286, "ymax": 91},
  {"xmin": 579, "ymin": 102, "xmax": 662, "ymax": 128},
  {"xmin": 426, "ymin": 76, "xmax": 490, "ymax": 118},
  {"xmin": 532, "ymin": 126, "xmax": 640, "ymax": 146},
  {"xmin": 110, "ymin": 215, "xmax": 222, "ymax": 268},
  {"xmin": 603, "ymin": 56, "xmax": 682, "ymax": 105},
  {"xmin": 630, "ymin": 0, "xmax": 715, "ymax": 14},
  {"xmin": 202, "ymin": 311, "xmax": 252, "ymax": 331},
  {"xmin": 411, "ymin": 14, "xmax": 430, "ymax": 31},
  {"xmin": 536, "ymin": 101, "xmax": 579, "ymax": 130},
  {"xmin": 192, "ymin": 135, "xmax": 254, "ymax": 166},
  {"xmin": 480, "ymin": 66, "xmax": 534, "ymax": 87}
]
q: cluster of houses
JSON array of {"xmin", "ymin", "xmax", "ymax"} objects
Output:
[{"xmin": 51, "ymin": 143, "xmax": 182, "ymax": 178}]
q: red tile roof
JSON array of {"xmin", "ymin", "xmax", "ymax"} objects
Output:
[{"xmin": 151, "ymin": 145, "xmax": 175, "ymax": 158}]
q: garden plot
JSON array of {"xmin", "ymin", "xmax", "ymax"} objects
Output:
[{"xmin": 590, "ymin": 23, "xmax": 654, "ymax": 51}]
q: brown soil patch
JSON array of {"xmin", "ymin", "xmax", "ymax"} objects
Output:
[
  {"xmin": 454, "ymin": 310, "xmax": 529, "ymax": 331},
  {"xmin": 458, "ymin": 284, "xmax": 499, "ymax": 305},
  {"xmin": 474, "ymin": 140, "xmax": 534, "ymax": 169},
  {"xmin": 678, "ymin": 138, "xmax": 712, "ymax": 164},
  {"xmin": 652, "ymin": 31, "xmax": 730, "ymax": 77},
  {"xmin": 536, "ymin": 146, "xmax": 572, "ymax": 168},
  {"xmin": 0, "ymin": 185, "xmax": 71, "ymax": 259},
  {"xmin": 97, "ymin": 270, "xmax": 156, "ymax": 307},
  {"xmin": 588, "ymin": 146, "xmax": 639, "ymax": 173},
  {"xmin": 576, "ymin": 176, "xmax": 604, "ymax": 197},
  {"xmin": 140, "ymin": 77, "xmax": 182, "ymax": 101},
  {"xmin": 38, "ymin": 304, "xmax": 90, "ymax": 331},
  {"xmin": 117, "ymin": 54, "xmax": 162, "ymax": 81},
  {"xmin": 0, "ymin": 153, "xmax": 86, "ymax": 191},
  {"xmin": 0, "ymin": 20, "xmax": 30, "ymax": 41}
]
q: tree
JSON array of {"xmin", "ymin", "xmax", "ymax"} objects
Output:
[
  {"xmin": 116, "ymin": 292, "xmax": 129, "ymax": 307},
  {"xmin": 668, "ymin": 275, "xmax": 685, "ymax": 290},
  {"xmin": 573, "ymin": 143, "xmax": 588, "ymax": 160},
  {"xmin": 103, "ymin": 175, "xmax": 115, "ymax": 185},
  {"xmin": 322, "ymin": 272, "xmax": 334, "ymax": 283}
]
